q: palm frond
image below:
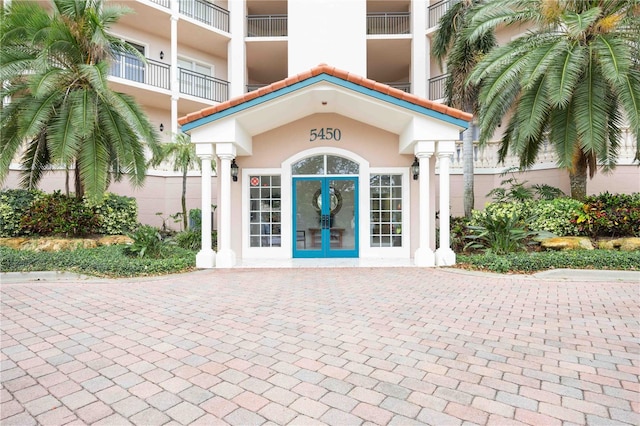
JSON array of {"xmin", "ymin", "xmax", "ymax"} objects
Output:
[
  {"xmin": 19, "ymin": 132, "xmax": 51, "ymax": 190},
  {"xmin": 572, "ymin": 57, "xmax": 609, "ymax": 160},
  {"xmin": 546, "ymin": 42, "xmax": 588, "ymax": 108}
]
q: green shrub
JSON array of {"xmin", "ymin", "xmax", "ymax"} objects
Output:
[
  {"xmin": 123, "ymin": 225, "xmax": 167, "ymax": 258},
  {"xmin": 92, "ymin": 193, "xmax": 138, "ymax": 235},
  {"xmin": 458, "ymin": 250, "xmax": 640, "ymax": 273},
  {"xmin": 449, "ymin": 216, "xmax": 471, "ymax": 253},
  {"xmin": 0, "ymin": 189, "xmax": 43, "ymax": 237},
  {"xmin": 528, "ymin": 198, "xmax": 583, "ymax": 236},
  {"xmin": 174, "ymin": 229, "xmax": 200, "ymax": 251},
  {"xmin": 20, "ymin": 191, "xmax": 98, "ymax": 237},
  {"xmin": 174, "ymin": 228, "xmax": 218, "ymax": 251},
  {"xmin": 574, "ymin": 192, "xmax": 640, "ymax": 237},
  {"xmin": 466, "ymin": 210, "xmax": 537, "ymax": 254},
  {"xmin": 0, "ymin": 245, "xmax": 195, "ymax": 278}
]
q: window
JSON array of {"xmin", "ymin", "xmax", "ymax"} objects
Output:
[
  {"xmin": 249, "ymin": 176, "xmax": 281, "ymax": 247},
  {"xmin": 178, "ymin": 57, "xmax": 213, "ymax": 99},
  {"xmin": 370, "ymin": 174, "xmax": 402, "ymax": 247},
  {"xmin": 292, "ymin": 155, "xmax": 359, "ymax": 175},
  {"xmin": 111, "ymin": 42, "xmax": 145, "ymax": 83}
]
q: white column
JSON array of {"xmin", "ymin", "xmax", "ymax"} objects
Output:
[
  {"xmin": 411, "ymin": 0, "xmax": 427, "ymax": 98},
  {"xmin": 414, "ymin": 141, "xmax": 435, "ymax": 267},
  {"xmin": 228, "ymin": 0, "xmax": 246, "ymax": 98},
  {"xmin": 195, "ymin": 144, "xmax": 215, "ymax": 268},
  {"xmin": 215, "ymin": 143, "xmax": 237, "ymax": 268},
  {"xmin": 435, "ymin": 141, "xmax": 456, "ymax": 266},
  {"xmin": 170, "ymin": 5, "xmax": 179, "ymax": 135}
]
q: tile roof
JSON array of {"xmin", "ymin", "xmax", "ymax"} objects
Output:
[{"xmin": 178, "ymin": 64, "xmax": 473, "ymax": 127}]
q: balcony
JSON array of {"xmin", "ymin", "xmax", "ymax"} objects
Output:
[
  {"xmin": 428, "ymin": 0, "xmax": 456, "ymax": 29},
  {"xmin": 148, "ymin": 0, "xmax": 170, "ymax": 8},
  {"xmin": 180, "ymin": 0, "xmax": 230, "ymax": 32},
  {"xmin": 109, "ymin": 53, "xmax": 229, "ymax": 102},
  {"xmin": 247, "ymin": 15, "xmax": 288, "ymax": 37},
  {"xmin": 110, "ymin": 52, "xmax": 170, "ymax": 90},
  {"xmin": 387, "ymin": 82, "xmax": 411, "ymax": 92},
  {"xmin": 179, "ymin": 68, "xmax": 229, "ymax": 102},
  {"xmin": 367, "ymin": 12, "xmax": 410, "ymax": 35},
  {"xmin": 428, "ymin": 73, "xmax": 448, "ymax": 100}
]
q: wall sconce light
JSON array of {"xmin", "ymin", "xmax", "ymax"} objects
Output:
[
  {"xmin": 159, "ymin": 123, "xmax": 164, "ymax": 132},
  {"xmin": 411, "ymin": 156, "xmax": 419, "ymax": 180},
  {"xmin": 230, "ymin": 159, "xmax": 239, "ymax": 182},
  {"xmin": 159, "ymin": 51, "xmax": 164, "ymax": 60}
]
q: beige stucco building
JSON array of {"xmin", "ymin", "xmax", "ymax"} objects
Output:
[{"xmin": 3, "ymin": 0, "xmax": 638, "ymax": 267}]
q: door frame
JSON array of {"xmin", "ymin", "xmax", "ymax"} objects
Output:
[{"xmin": 293, "ymin": 176, "xmax": 359, "ymax": 258}]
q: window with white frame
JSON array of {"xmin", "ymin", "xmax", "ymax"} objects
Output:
[
  {"xmin": 111, "ymin": 41, "xmax": 145, "ymax": 83},
  {"xmin": 249, "ymin": 175, "xmax": 281, "ymax": 247},
  {"xmin": 370, "ymin": 174, "xmax": 403, "ymax": 247},
  {"xmin": 178, "ymin": 57, "xmax": 213, "ymax": 98}
]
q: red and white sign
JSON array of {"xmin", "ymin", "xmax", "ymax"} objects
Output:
[{"xmin": 250, "ymin": 177, "xmax": 260, "ymax": 186}]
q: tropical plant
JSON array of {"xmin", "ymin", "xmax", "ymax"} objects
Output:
[
  {"xmin": 432, "ymin": 0, "xmax": 496, "ymax": 217},
  {"xmin": 487, "ymin": 168, "xmax": 565, "ymax": 203},
  {"xmin": 150, "ymin": 132, "xmax": 210, "ymax": 230},
  {"xmin": 465, "ymin": 210, "xmax": 537, "ymax": 254},
  {"xmin": 0, "ymin": 0, "xmax": 161, "ymax": 204},
  {"xmin": 0, "ymin": 189, "xmax": 42, "ymax": 237},
  {"xmin": 466, "ymin": 0, "xmax": 640, "ymax": 201},
  {"xmin": 20, "ymin": 191, "xmax": 99, "ymax": 237},
  {"xmin": 123, "ymin": 225, "xmax": 166, "ymax": 258},
  {"xmin": 93, "ymin": 193, "xmax": 138, "ymax": 235},
  {"xmin": 528, "ymin": 198, "xmax": 583, "ymax": 236},
  {"xmin": 574, "ymin": 192, "xmax": 640, "ymax": 237}
]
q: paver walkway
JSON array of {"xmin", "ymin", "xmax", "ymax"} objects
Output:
[{"xmin": 1, "ymin": 268, "xmax": 638, "ymax": 425}]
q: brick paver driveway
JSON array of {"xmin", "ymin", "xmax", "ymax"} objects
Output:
[{"xmin": 1, "ymin": 268, "xmax": 639, "ymax": 425}]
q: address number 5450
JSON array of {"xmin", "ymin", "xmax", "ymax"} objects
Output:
[{"xmin": 310, "ymin": 128, "xmax": 341, "ymax": 142}]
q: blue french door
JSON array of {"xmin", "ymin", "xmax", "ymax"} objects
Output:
[{"xmin": 293, "ymin": 177, "xmax": 358, "ymax": 258}]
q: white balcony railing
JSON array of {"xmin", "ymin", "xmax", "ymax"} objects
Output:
[{"xmin": 444, "ymin": 131, "xmax": 638, "ymax": 174}]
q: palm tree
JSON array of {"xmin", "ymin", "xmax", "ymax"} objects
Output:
[
  {"xmin": 150, "ymin": 132, "xmax": 210, "ymax": 231},
  {"xmin": 466, "ymin": 0, "xmax": 640, "ymax": 200},
  {"xmin": 432, "ymin": 0, "xmax": 496, "ymax": 218},
  {"xmin": 0, "ymin": 0, "xmax": 161, "ymax": 204}
]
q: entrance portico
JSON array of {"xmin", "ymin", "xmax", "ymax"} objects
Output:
[{"xmin": 179, "ymin": 64, "xmax": 471, "ymax": 268}]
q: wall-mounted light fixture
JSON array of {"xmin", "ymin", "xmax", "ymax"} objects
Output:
[
  {"xmin": 411, "ymin": 156, "xmax": 419, "ymax": 180},
  {"xmin": 159, "ymin": 51, "xmax": 164, "ymax": 60},
  {"xmin": 159, "ymin": 123, "xmax": 164, "ymax": 132},
  {"xmin": 231, "ymin": 159, "xmax": 239, "ymax": 182}
]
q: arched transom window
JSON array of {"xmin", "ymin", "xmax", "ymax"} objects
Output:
[{"xmin": 291, "ymin": 155, "xmax": 359, "ymax": 175}]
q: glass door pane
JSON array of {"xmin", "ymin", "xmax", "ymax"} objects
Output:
[
  {"xmin": 327, "ymin": 178, "xmax": 357, "ymax": 256},
  {"xmin": 294, "ymin": 179, "xmax": 322, "ymax": 255}
]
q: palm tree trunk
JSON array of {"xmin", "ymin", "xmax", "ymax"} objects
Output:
[
  {"xmin": 74, "ymin": 160, "xmax": 84, "ymax": 201},
  {"xmin": 65, "ymin": 167, "xmax": 70, "ymax": 197},
  {"xmin": 569, "ymin": 152, "xmax": 588, "ymax": 201},
  {"xmin": 182, "ymin": 168, "xmax": 188, "ymax": 231},
  {"xmin": 462, "ymin": 126, "xmax": 475, "ymax": 218}
]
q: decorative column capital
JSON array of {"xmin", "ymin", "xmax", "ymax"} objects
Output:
[
  {"xmin": 215, "ymin": 142, "xmax": 237, "ymax": 160},
  {"xmin": 195, "ymin": 142, "xmax": 215, "ymax": 159},
  {"xmin": 437, "ymin": 140, "xmax": 456, "ymax": 157},
  {"xmin": 414, "ymin": 140, "xmax": 435, "ymax": 159}
]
